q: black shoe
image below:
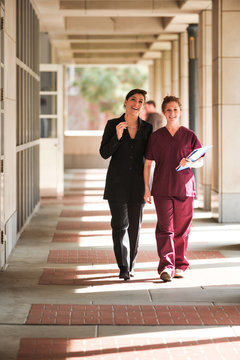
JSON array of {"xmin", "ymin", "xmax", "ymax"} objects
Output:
[{"xmin": 119, "ymin": 272, "xmax": 130, "ymax": 281}]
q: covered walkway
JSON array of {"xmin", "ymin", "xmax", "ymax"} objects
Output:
[{"xmin": 0, "ymin": 169, "xmax": 240, "ymax": 359}]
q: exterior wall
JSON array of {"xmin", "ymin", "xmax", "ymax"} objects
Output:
[{"xmin": 64, "ymin": 132, "xmax": 108, "ymax": 169}]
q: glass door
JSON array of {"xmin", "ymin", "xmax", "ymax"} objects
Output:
[{"xmin": 40, "ymin": 64, "xmax": 64, "ymax": 197}]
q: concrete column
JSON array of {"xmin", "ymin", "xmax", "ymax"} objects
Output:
[
  {"xmin": 179, "ymin": 32, "xmax": 189, "ymax": 127},
  {"xmin": 40, "ymin": 33, "xmax": 52, "ymax": 63},
  {"xmin": 162, "ymin": 50, "xmax": 171, "ymax": 96},
  {"xmin": 51, "ymin": 44, "xmax": 59, "ymax": 63},
  {"xmin": 198, "ymin": 10, "xmax": 212, "ymax": 211},
  {"xmin": 153, "ymin": 58, "xmax": 163, "ymax": 112},
  {"xmin": 212, "ymin": 0, "xmax": 240, "ymax": 222},
  {"xmin": 171, "ymin": 39, "xmax": 179, "ymax": 97},
  {"xmin": 148, "ymin": 64, "xmax": 155, "ymax": 100}
]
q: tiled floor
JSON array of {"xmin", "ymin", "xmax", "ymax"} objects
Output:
[
  {"xmin": 0, "ymin": 168, "xmax": 240, "ymax": 360},
  {"xmin": 26, "ymin": 304, "xmax": 240, "ymax": 326},
  {"xmin": 17, "ymin": 336, "xmax": 240, "ymax": 360},
  {"xmin": 47, "ymin": 249, "xmax": 225, "ymax": 264}
]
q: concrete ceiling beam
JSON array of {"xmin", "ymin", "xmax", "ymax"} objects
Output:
[
  {"xmin": 70, "ymin": 43, "xmax": 149, "ymax": 52},
  {"xmin": 59, "ymin": 0, "xmax": 211, "ymax": 13},
  {"xmin": 67, "ymin": 35, "xmax": 158, "ymax": 43},
  {"xmin": 65, "ymin": 17, "xmax": 164, "ymax": 33},
  {"xmin": 72, "ymin": 59, "xmax": 151, "ymax": 65},
  {"xmin": 73, "ymin": 52, "xmax": 143, "ymax": 59},
  {"xmin": 149, "ymin": 41, "xmax": 172, "ymax": 51},
  {"xmin": 34, "ymin": 0, "xmax": 212, "ymax": 64}
]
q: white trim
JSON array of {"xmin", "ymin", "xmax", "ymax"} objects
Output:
[
  {"xmin": 40, "ymin": 91, "xmax": 58, "ymax": 96},
  {"xmin": 40, "ymin": 64, "xmax": 62, "ymax": 71},
  {"xmin": 16, "ymin": 139, "xmax": 40, "ymax": 153},
  {"xmin": 40, "ymin": 114, "xmax": 58, "ymax": 119},
  {"xmin": 16, "ymin": 58, "xmax": 40, "ymax": 81}
]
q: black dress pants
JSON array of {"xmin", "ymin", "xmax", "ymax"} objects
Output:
[{"xmin": 108, "ymin": 201, "xmax": 144, "ymax": 273}]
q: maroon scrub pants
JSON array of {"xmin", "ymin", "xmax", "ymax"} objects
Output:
[{"xmin": 153, "ymin": 196, "xmax": 194, "ymax": 275}]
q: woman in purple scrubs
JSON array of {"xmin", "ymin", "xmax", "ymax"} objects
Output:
[{"xmin": 144, "ymin": 95, "xmax": 204, "ymax": 282}]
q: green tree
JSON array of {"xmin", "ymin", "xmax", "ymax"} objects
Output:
[{"xmin": 74, "ymin": 66, "xmax": 148, "ymax": 115}]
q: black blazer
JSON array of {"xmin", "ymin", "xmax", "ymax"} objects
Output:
[{"xmin": 99, "ymin": 114, "xmax": 153, "ymax": 203}]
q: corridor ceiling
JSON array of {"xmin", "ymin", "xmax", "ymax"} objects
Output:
[{"xmin": 33, "ymin": 0, "xmax": 212, "ymax": 65}]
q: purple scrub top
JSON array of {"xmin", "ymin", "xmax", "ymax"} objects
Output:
[{"xmin": 145, "ymin": 126, "xmax": 203, "ymax": 197}]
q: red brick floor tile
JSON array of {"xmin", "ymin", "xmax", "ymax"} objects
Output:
[
  {"xmin": 70, "ymin": 178, "xmax": 103, "ymax": 183},
  {"xmin": 56, "ymin": 221, "xmax": 111, "ymax": 231},
  {"xmin": 56, "ymin": 220, "xmax": 159, "ymax": 231},
  {"xmin": 41, "ymin": 195, "xmax": 105, "ymax": 205},
  {"xmin": 52, "ymin": 233, "xmax": 107, "ymax": 243},
  {"xmin": 59, "ymin": 208, "xmax": 155, "ymax": 218},
  {"xmin": 63, "ymin": 194, "xmax": 104, "ymax": 202},
  {"xmin": 47, "ymin": 249, "xmax": 225, "ymax": 264},
  {"xmin": 40, "ymin": 267, "xmax": 158, "ymax": 286},
  {"xmin": 60, "ymin": 209, "xmax": 110, "ymax": 217},
  {"xmin": 70, "ymin": 169, "xmax": 106, "ymax": 175},
  {"xmin": 39, "ymin": 268, "xmax": 128, "ymax": 285},
  {"xmin": 25, "ymin": 304, "xmax": 240, "ymax": 326},
  {"xmin": 69, "ymin": 181, "xmax": 105, "ymax": 186},
  {"xmin": 68, "ymin": 186, "xmax": 104, "ymax": 191},
  {"xmin": 18, "ymin": 336, "xmax": 240, "ymax": 360},
  {"xmin": 190, "ymin": 250, "xmax": 225, "ymax": 259},
  {"xmin": 64, "ymin": 201, "xmax": 102, "ymax": 207},
  {"xmin": 47, "ymin": 249, "xmax": 115, "ymax": 264}
]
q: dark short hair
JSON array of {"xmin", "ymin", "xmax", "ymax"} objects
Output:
[
  {"xmin": 125, "ymin": 88, "xmax": 147, "ymax": 102},
  {"xmin": 146, "ymin": 100, "xmax": 156, "ymax": 107},
  {"xmin": 161, "ymin": 95, "xmax": 182, "ymax": 112}
]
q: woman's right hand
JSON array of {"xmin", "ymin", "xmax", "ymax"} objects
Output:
[
  {"xmin": 116, "ymin": 121, "xmax": 128, "ymax": 140},
  {"xmin": 144, "ymin": 188, "xmax": 152, "ymax": 204}
]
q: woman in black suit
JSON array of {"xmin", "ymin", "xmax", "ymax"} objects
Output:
[{"xmin": 100, "ymin": 89, "xmax": 153, "ymax": 280}]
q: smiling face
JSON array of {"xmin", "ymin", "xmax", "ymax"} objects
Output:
[
  {"xmin": 124, "ymin": 93, "xmax": 145, "ymax": 117},
  {"xmin": 163, "ymin": 101, "xmax": 181, "ymax": 125}
]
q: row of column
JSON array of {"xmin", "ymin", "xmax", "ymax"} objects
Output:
[
  {"xmin": 148, "ymin": 33, "xmax": 189, "ymax": 126},
  {"xmin": 147, "ymin": 0, "xmax": 240, "ymax": 222}
]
